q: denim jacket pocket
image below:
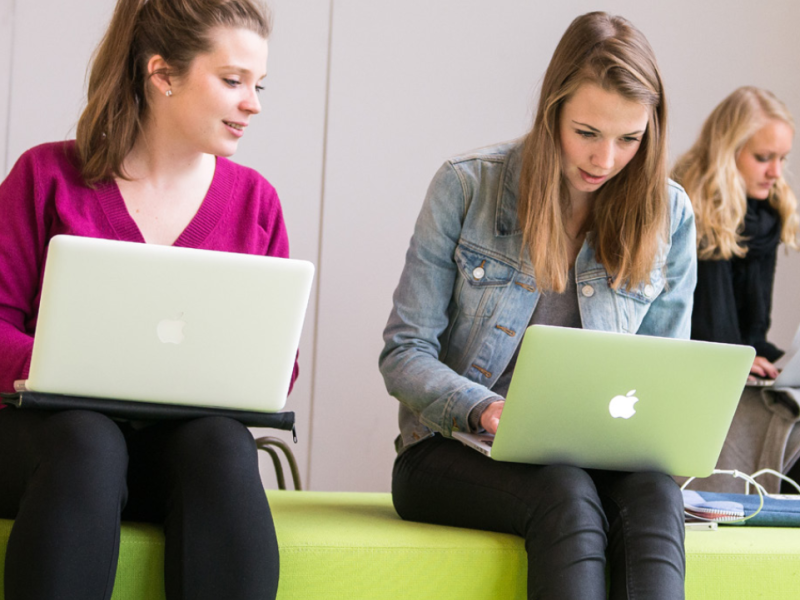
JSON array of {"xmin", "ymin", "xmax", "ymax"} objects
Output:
[
  {"xmin": 612, "ymin": 262, "xmax": 667, "ymax": 332},
  {"xmin": 614, "ymin": 262, "xmax": 667, "ymax": 304},
  {"xmin": 453, "ymin": 243, "xmax": 515, "ymax": 317}
]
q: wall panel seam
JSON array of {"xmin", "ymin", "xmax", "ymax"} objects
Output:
[
  {"xmin": 3, "ymin": 0, "xmax": 17, "ymax": 175},
  {"xmin": 306, "ymin": 0, "xmax": 335, "ymax": 488}
]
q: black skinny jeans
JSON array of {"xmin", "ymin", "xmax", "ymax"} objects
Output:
[
  {"xmin": 0, "ymin": 408, "xmax": 279, "ymax": 600},
  {"xmin": 393, "ymin": 435, "xmax": 685, "ymax": 600}
]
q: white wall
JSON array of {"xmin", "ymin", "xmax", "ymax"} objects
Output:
[
  {"xmin": 230, "ymin": 0, "xmax": 332, "ymax": 490},
  {"xmin": 0, "ymin": 0, "xmax": 14, "ymax": 175},
  {"xmin": 2, "ymin": 0, "xmax": 799, "ymax": 492}
]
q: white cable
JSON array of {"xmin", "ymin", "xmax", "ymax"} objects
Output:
[
  {"xmin": 746, "ymin": 468, "xmax": 800, "ymax": 494},
  {"xmin": 681, "ymin": 469, "xmax": 765, "ymax": 524}
]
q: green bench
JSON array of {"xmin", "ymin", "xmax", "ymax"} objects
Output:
[{"xmin": 2, "ymin": 490, "xmax": 800, "ymax": 599}]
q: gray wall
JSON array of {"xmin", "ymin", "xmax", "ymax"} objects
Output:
[{"xmin": 2, "ymin": 0, "xmax": 799, "ymax": 492}]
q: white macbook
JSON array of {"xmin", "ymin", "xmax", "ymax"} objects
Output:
[
  {"xmin": 16, "ymin": 235, "xmax": 314, "ymax": 412},
  {"xmin": 453, "ymin": 325, "xmax": 755, "ymax": 478}
]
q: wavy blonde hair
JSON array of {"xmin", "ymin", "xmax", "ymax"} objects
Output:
[
  {"xmin": 672, "ymin": 86, "xmax": 798, "ymax": 260},
  {"xmin": 519, "ymin": 11, "xmax": 669, "ymax": 293}
]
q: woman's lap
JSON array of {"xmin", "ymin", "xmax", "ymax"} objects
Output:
[
  {"xmin": 0, "ymin": 408, "xmax": 278, "ymax": 600},
  {"xmin": 392, "ymin": 434, "xmax": 685, "ymax": 600}
]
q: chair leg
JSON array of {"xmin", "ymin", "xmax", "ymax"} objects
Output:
[
  {"xmin": 255, "ymin": 436, "xmax": 303, "ymax": 491},
  {"xmin": 259, "ymin": 445, "xmax": 287, "ymax": 490}
]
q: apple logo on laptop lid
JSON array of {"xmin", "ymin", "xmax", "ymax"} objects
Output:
[
  {"xmin": 609, "ymin": 389, "xmax": 638, "ymax": 419},
  {"xmin": 157, "ymin": 313, "xmax": 186, "ymax": 345}
]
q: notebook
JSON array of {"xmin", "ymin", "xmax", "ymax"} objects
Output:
[
  {"xmin": 452, "ymin": 325, "xmax": 755, "ymax": 478},
  {"xmin": 15, "ymin": 235, "xmax": 314, "ymax": 413}
]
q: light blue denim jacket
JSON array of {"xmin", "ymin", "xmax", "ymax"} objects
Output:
[{"xmin": 379, "ymin": 140, "xmax": 697, "ymax": 453}]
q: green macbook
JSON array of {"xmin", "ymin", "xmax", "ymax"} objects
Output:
[{"xmin": 453, "ymin": 325, "xmax": 755, "ymax": 478}]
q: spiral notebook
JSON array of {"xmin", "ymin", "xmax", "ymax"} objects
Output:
[{"xmin": 682, "ymin": 489, "xmax": 800, "ymax": 526}]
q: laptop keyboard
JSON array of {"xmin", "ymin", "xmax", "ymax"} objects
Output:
[{"xmin": 748, "ymin": 378, "xmax": 775, "ymax": 387}]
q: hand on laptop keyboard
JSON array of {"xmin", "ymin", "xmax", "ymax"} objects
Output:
[
  {"xmin": 480, "ymin": 400, "xmax": 505, "ymax": 434},
  {"xmin": 750, "ymin": 356, "xmax": 779, "ymax": 381}
]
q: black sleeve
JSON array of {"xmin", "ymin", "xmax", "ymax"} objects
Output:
[
  {"xmin": 746, "ymin": 251, "xmax": 784, "ymax": 362},
  {"xmin": 691, "ymin": 259, "xmax": 743, "ymax": 345}
]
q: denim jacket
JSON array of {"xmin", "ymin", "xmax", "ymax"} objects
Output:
[{"xmin": 379, "ymin": 140, "xmax": 697, "ymax": 453}]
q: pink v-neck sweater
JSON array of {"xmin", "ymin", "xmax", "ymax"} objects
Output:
[{"xmin": 0, "ymin": 141, "xmax": 297, "ymax": 395}]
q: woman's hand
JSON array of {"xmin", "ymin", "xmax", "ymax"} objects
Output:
[
  {"xmin": 480, "ymin": 400, "xmax": 505, "ymax": 434},
  {"xmin": 749, "ymin": 356, "xmax": 779, "ymax": 382}
]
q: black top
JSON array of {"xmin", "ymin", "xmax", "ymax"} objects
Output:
[{"xmin": 691, "ymin": 197, "xmax": 784, "ymax": 362}]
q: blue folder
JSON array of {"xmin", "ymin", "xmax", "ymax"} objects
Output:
[{"xmin": 684, "ymin": 489, "xmax": 800, "ymax": 526}]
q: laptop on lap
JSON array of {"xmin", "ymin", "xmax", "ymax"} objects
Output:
[
  {"xmin": 453, "ymin": 325, "xmax": 755, "ymax": 478},
  {"xmin": 15, "ymin": 235, "xmax": 314, "ymax": 413}
]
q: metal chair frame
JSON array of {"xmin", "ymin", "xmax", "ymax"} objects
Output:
[{"xmin": 255, "ymin": 436, "xmax": 303, "ymax": 491}]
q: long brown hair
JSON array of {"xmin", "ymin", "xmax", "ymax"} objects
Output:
[
  {"xmin": 672, "ymin": 86, "xmax": 798, "ymax": 260},
  {"xmin": 519, "ymin": 12, "xmax": 669, "ymax": 292},
  {"xmin": 76, "ymin": 0, "xmax": 271, "ymax": 185}
]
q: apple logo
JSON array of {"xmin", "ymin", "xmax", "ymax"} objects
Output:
[
  {"xmin": 157, "ymin": 313, "xmax": 186, "ymax": 345},
  {"xmin": 608, "ymin": 389, "xmax": 638, "ymax": 419}
]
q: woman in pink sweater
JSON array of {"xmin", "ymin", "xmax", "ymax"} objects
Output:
[{"xmin": 0, "ymin": 1, "xmax": 289, "ymax": 599}]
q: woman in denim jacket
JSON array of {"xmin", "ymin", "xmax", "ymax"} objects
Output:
[{"xmin": 380, "ymin": 12, "xmax": 696, "ymax": 600}]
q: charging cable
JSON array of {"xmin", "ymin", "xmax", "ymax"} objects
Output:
[
  {"xmin": 745, "ymin": 468, "xmax": 800, "ymax": 494},
  {"xmin": 681, "ymin": 469, "xmax": 765, "ymax": 524}
]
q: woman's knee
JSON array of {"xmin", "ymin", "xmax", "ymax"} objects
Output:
[
  {"xmin": 524, "ymin": 465, "xmax": 606, "ymax": 529},
  {"xmin": 41, "ymin": 410, "xmax": 127, "ymax": 470},
  {"xmin": 21, "ymin": 411, "xmax": 129, "ymax": 511},
  {"xmin": 615, "ymin": 471, "xmax": 683, "ymax": 514},
  {"xmin": 533, "ymin": 464, "xmax": 599, "ymax": 504},
  {"xmin": 168, "ymin": 417, "xmax": 257, "ymax": 472}
]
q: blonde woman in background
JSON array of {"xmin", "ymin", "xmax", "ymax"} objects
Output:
[
  {"xmin": 673, "ymin": 88, "xmax": 799, "ymax": 494},
  {"xmin": 673, "ymin": 87, "xmax": 798, "ymax": 379}
]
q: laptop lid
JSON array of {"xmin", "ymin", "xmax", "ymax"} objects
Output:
[
  {"xmin": 25, "ymin": 235, "xmax": 314, "ymax": 412},
  {"xmin": 490, "ymin": 325, "xmax": 755, "ymax": 478}
]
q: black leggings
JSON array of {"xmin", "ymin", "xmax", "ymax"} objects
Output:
[
  {"xmin": 0, "ymin": 408, "xmax": 279, "ymax": 600},
  {"xmin": 393, "ymin": 435, "xmax": 685, "ymax": 600}
]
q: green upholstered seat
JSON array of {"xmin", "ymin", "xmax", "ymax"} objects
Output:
[
  {"xmin": 2, "ymin": 490, "xmax": 800, "ymax": 599},
  {"xmin": 274, "ymin": 491, "xmax": 526, "ymax": 599}
]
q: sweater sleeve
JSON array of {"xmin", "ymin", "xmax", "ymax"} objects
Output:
[
  {"xmin": 0, "ymin": 150, "xmax": 48, "ymax": 392},
  {"xmin": 258, "ymin": 181, "xmax": 299, "ymax": 394}
]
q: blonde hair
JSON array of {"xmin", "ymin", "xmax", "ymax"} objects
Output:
[
  {"xmin": 519, "ymin": 11, "xmax": 669, "ymax": 292},
  {"xmin": 76, "ymin": 0, "xmax": 271, "ymax": 186},
  {"xmin": 672, "ymin": 86, "xmax": 798, "ymax": 260}
]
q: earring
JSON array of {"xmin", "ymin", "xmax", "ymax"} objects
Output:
[{"xmin": 165, "ymin": 89, "xmax": 173, "ymax": 97}]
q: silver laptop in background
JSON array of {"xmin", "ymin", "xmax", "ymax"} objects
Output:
[
  {"xmin": 453, "ymin": 325, "xmax": 755, "ymax": 478},
  {"xmin": 746, "ymin": 324, "xmax": 800, "ymax": 388},
  {"xmin": 16, "ymin": 235, "xmax": 314, "ymax": 412}
]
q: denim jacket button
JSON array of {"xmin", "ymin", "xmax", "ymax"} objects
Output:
[
  {"xmin": 473, "ymin": 267, "xmax": 485, "ymax": 280},
  {"xmin": 581, "ymin": 284, "xmax": 594, "ymax": 298},
  {"xmin": 644, "ymin": 284, "xmax": 655, "ymax": 298}
]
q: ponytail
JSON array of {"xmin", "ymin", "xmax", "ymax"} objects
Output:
[{"xmin": 76, "ymin": 0, "xmax": 144, "ymax": 185}]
